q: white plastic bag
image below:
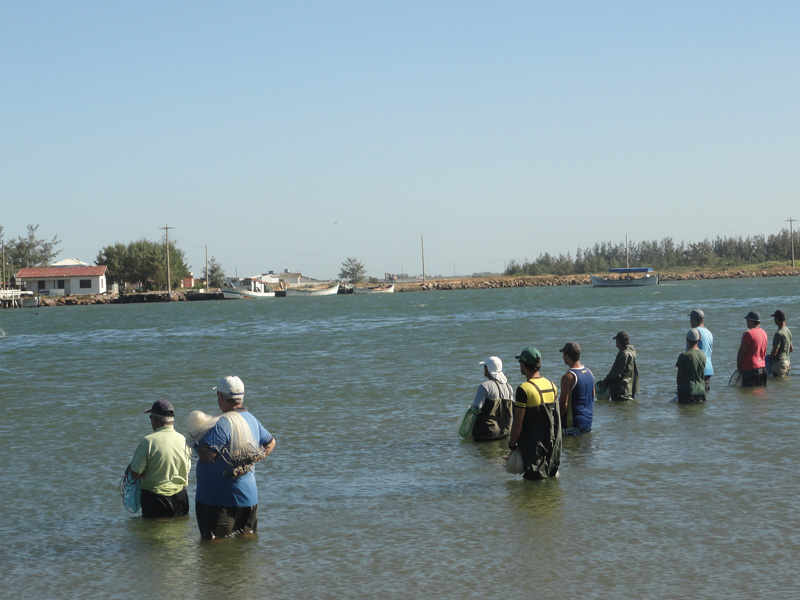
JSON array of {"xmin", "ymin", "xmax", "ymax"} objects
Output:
[{"xmin": 504, "ymin": 448, "xmax": 525, "ymax": 474}]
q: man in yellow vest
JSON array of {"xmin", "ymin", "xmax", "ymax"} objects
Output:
[{"xmin": 507, "ymin": 347, "xmax": 562, "ymax": 481}]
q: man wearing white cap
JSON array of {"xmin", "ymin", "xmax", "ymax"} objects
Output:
[
  {"xmin": 470, "ymin": 357, "xmax": 514, "ymax": 440},
  {"xmin": 194, "ymin": 376, "xmax": 276, "ymax": 539}
]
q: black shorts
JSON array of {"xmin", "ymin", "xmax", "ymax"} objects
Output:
[
  {"xmin": 741, "ymin": 368, "xmax": 768, "ymax": 387},
  {"xmin": 195, "ymin": 501, "xmax": 258, "ymax": 539},
  {"xmin": 140, "ymin": 488, "xmax": 189, "ymax": 518}
]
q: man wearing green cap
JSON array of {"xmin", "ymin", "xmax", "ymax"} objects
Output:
[
  {"xmin": 507, "ymin": 347, "xmax": 561, "ymax": 481},
  {"xmin": 599, "ymin": 331, "xmax": 639, "ymax": 401}
]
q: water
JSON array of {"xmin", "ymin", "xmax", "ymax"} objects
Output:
[{"xmin": 1, "ymin": 277, "xmax": 799, "ymax": 599}]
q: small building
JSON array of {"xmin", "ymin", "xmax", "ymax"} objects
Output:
[{"xmin": 15, "ymin": 265, "xmax": 108, "ymax": 295}]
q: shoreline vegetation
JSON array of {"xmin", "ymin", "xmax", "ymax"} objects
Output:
[{"xmin": 30, "ymin": 266, "xmax": 800, "ymax": 307}]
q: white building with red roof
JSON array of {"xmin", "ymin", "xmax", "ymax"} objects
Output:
[{"xmin": 15, "ymin": 264, "xmax": 108, "ymax": 295}]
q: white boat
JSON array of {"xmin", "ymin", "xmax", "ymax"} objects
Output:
[
  {"xmin": 221, "ymin": 278, "xmax": 276, "ymax": 299},
  {"xmin": 285, "ymin": 282, "xmax": 340, "ymax": 296},
  {"xmin": 590, "ymin": 268, "xmax": 659, "ymax": 288},
  {"xmin": 353, "ymin": 283, "xmax": 395, "ymax": 294}
]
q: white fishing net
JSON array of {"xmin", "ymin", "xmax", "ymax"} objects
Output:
[{"xmin": 185, "ymin": 410, "xmax": 266, "ymax": 478}]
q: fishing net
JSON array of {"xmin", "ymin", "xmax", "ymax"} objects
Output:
[
  {"xmin": 186, "ymin": 410, "xmax": 267, "ymax": 477},
  {"xmin": 457, "ymin": 406, "xmax": 477, "ymax": 438},
  {"xmin": 119, "ymin": 464, "xmax": 141, "ymax": 513},
  {"xmin": 728, "ymin": 369, "xmax": 741, "ymax": 387},
  {"xmin": 218, "ymin": 412, "xmax": 268, "ymax": 478},
  {"xmin": 185, "ymin": 410, "xmax": 222, "ymax": 445},
  {"xmin": 594, "ymin": 381, "xmax": 611, "ymax": 400}
]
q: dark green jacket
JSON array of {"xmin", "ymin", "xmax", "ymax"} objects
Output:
[{"xmin": 605, "ymin": 344, "xmax": 639, "ymax": 401}]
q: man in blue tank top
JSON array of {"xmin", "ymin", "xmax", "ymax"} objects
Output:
[{"xmin": 558, "ymin": 342, "xmax": 594, "ymax": 435}]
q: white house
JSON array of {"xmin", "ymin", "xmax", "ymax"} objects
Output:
[{"xmin": 15, "ymin": 265, "xmax": 108, "ymax": 295}]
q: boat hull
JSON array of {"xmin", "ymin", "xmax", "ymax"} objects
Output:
[
  {"xmin": 353, "ymin": 284, "xmax": 395, "ymax": 294},
  {"xmin": 221, "ymin": 288, "xmax": 275, "ymax": 299},
  {"xmin": 590, "ymin": 274, "xmax": 659, "ymax": 287},
  {"xmin": 285, "ymin": 282, "xmax": 340, "ymax": 296}
]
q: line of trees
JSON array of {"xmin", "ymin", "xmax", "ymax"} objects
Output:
[
  {"xmin": 96, "ymin": 238, "xmax": 190, "ymax": 291},
  {"xmin": 1, "ymin": 224, "xmax": 62, "ymax": 269},
  {"xmin": 505, "ymin": 230, "xmax": 799, "ymax": 276}
]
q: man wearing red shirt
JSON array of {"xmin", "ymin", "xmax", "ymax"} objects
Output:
[{"xmin": 737, "ymin": 310, "xmax": 768, "ymax": 387}]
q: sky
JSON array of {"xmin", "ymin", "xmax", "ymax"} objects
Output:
[{"xmin": 2, "ymin": 1, "xmax": 799, "ymax": 280}]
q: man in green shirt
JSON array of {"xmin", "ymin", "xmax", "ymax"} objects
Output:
[
  {"xmin": 769, "ymin": 309, "xmax": 793, "ymax": 377},
  {"xmin": 600, "ymin": 331, "xmax": 639, "ymax": 402},
  {"xmin": 676, "ymin": 328, "xmax": 706, "ymax": 404},
  {"xmin": 131, "ymin": 399, "xmax": 192, "ymax": 518}
]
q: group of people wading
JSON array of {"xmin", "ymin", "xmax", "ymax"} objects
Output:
[
  {"xmin": 128, "ymin": 376, "xmax": 275, "ymax": 538},
  {"xmin": 468, "ymin": 308, "xmax": 792, "ymax": 482}
]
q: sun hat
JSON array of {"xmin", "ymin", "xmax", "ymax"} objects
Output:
[
  {"xmin": 688, "ymin": 309, "xmax": 705, "ymax": 321},
  {"xmin": 745, "ymin": 311, "xmax": 761, "ymax": 323},
  {"xmin": 559, "ymin": 342, "xmax": 581, "ymax": 360},
  {"xmin": 686, "ymin": 328, "xmax": 701, "ymax": 342},
  {"xmin": 145, "ymin": 399, "xmax": 174, "ymax": 417},
  {"xmin": 214, "ymin": 375, "xmax": 245, "ymax": 397},
  {"xmin": 515, "ymin": 347, "xmax": 542, "ymax": 365},
  {"xmin": 479, "ymin": 356, "xmax": 507, "ymax": 384}
]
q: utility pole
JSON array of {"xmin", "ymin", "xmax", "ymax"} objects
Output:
[
  {"xmin": 205, "ymin": 244, "xmax": 209, "ymax": 291},
  {"xmin": 421, "ymin": 235, "xmax": 426, "ymax": 282},
  {"xmin": 161, "ymin": 224, "xmax": 175, "ymax": 296},
  {"xmin": 787, "ymin": 218, "xmax": 796, "ymax": 267}
]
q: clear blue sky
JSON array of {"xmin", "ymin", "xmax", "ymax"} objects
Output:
[{"xmin": 2, "ymin": 1, "xmax": 798, "ymax": 280}]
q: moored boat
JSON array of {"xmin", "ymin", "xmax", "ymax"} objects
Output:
[
  {"xmin": 590, "ymin": 267, "xmax": 659, "ymax": 287},
  {"xmin": 353, "ymin": 283, "xmax": 395, "ymax": 294},
  {"xmin": 221, "ymin": 278, "xmax": 276, "ymax": 299},
  {"xmin": 284, "ymin": 282, "xmax": 340, "ymax": 296}
]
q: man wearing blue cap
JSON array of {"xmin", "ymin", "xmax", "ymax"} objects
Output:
[
  {"xmin": 737, "ymin": 311, "xmax": 768, "ymax": 387},
  {"xmin": 130, "ymin": 399, "xmax": 192, "ymax": 518}
]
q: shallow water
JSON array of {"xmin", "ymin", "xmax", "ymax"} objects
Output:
[{"xmin": 1, "ymin": 277, "xmax": 799, "ymax": 599}]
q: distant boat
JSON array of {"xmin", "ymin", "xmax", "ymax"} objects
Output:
[
  {"xmin": 221, "ymin": 278, "xmax": 276, "ymax": 299},
  {"xmin": 285, "ymin": 282, "xmax": 340, "ymax": 296},
  {"xmin": 353, "ymin": 283, "xmax": 395, "ymax": 294},
  {"xmin": 590, "ymin": 267, "xmax": 659, "ymax": 287}
]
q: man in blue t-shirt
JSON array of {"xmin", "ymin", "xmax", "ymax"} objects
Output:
[
  {"xmin": 195, "ymin": 375, "xmax": 276, "ymax": 539},
  {"xmin": 688, "ymin": 309, "xmax": 713, "ymax": 390}
]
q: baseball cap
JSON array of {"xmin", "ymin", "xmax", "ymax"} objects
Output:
[
  {"xmin": 745, "ymin": 311, "xmax": 760, "ymax": 323},
  {"xmin": 145, "ymin": 399, "xmax": 174, "ymax": 417},
  {"xmin": 479, "ymin": 356, "xmax": 507, "ymax": 384},
  {"xmin": 515, "ymin": 347, "xmax": 542, "ymax": 364},
  {"xmin": 688, "ymin": 309, "xmax": 705, "ymax": 321},
  {"xmin": 559, "ymin": 342, "xmax": 581, "ymax": 360},
  {"xmin": 613, "ymin": 331, "xmax": 630, "ymax": 344},
  {"xmin": 214, "ymin": 375, "xmax": 245, "ymax": 397},
  {"xmin": 686, "ymin": 328, "xmax": 701, "ymax": 342},
  {"xmin": 771, "ymin": 309, "xmax": 786, "ymax": 320}
]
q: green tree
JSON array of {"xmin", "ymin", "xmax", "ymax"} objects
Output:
[
  {"xmin": 96, "ymin": 238, "xmax": 189, "ymax": 291},
  {"xmin": 6, "ymin": 224, "xmax": 61, "ymax": 267},
  {"xmin": 338, "ymin": 257, "xmax": 367, "ymax": 283},
  {"xmin": 202, "ymin": 256, "xmax": 225, "ymax": 288}
]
